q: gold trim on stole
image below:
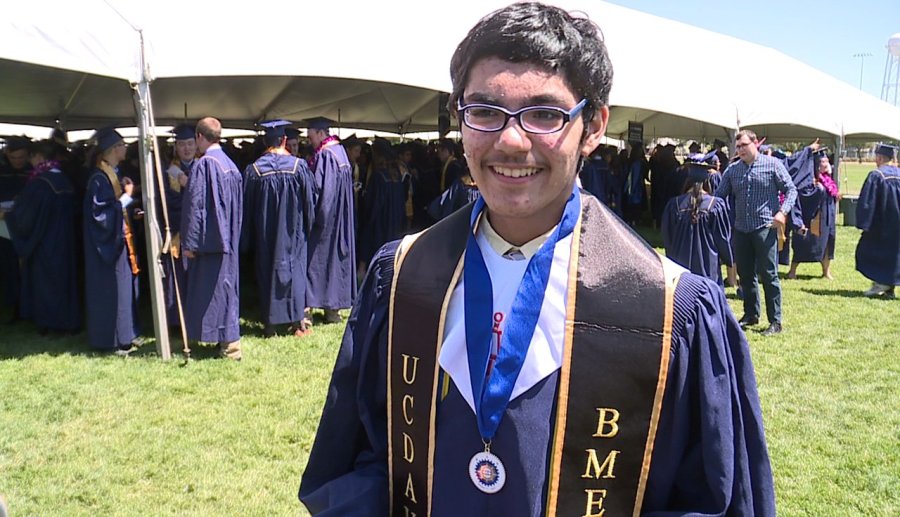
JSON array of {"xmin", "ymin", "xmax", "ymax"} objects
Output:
[
  {"xmin": 632, "ymin": 257, "xmax": 682, "ymax": 516},
  {"xmin": 387, "ymin": 231, "xmax": 466, "ymax": 517},
  {"xmin": 544, "ymin": 209, "xmax": 584, "ymax": 515},
  {"xmin": 387, "ymin": 234, "xmax": 419, "ymax": 514}
]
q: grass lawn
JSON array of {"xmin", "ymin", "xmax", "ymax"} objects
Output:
[
  {"xmin": 1, "ymin": 225, "xmax": 898, "ymax": 515},
  {"xmin": 836, "ymin": 160, "xmax": 876, "ymax": 196}
]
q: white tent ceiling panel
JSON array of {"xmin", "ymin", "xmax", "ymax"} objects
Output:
[{"xmin": 1, "ymin": 0, "xmax": 898, "ymax": 142}]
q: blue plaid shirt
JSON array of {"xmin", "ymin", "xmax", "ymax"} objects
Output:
[{"xmin": 715, "ymin": 154, "xmax": 797, "ymax": 232}]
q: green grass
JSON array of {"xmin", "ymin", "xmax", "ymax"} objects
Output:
[
  {"xmin": 837, "ymin": 161, "xmax": 875, "ymax": 196},
  {"xmin": 1, "ymin": 225, "xmax": 898, "ymax": 515}
]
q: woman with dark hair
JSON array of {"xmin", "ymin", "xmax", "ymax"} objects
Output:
[
  {"xmin": 787, "ymin": 153, "xmax": 840, "ymax": 279},
  {"xmin": 82, "ymin": 128, "xmax": 140, "ymax": 354},
  {"xmin": 662, "ymin": 162, "xmax": 734, "ymax": 285}
]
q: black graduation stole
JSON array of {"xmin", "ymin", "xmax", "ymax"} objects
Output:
[{"xmin": 387, "ymin": 194, "xmax": 680, "ymax": 517}]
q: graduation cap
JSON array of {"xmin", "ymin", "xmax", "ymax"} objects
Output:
[
  {"xmin": 284, "ymin": 127, "xmax": 301, "ymax": 140},
  {"xmin": 304, "ymin": 117, "xmax": 334, "ymax": 131},
  {"xmin": 688, "ymin": 141, "xmax": 701, "ymax": 153},
  {"xmin": 259, "ymin": 119, "xmax": 292, "ymax": 140},
  {"xmin": 686, "ymin": 164, "xmax": 711, "ymax": 184},
  {"xmin": 685, "ymin": 150, "xmax": 719, "ymax": 168},
  {"xmin": 342, "ymin": 133, "xmax": 363, "ymax": 148},
  {"xmin": 172, "ymin": 124, "xmax": 196, "ymax": 141},
  {"xmin": 3, "ymin": 137, "xmax": 30, "ymax": 152},
  {"xmin": 92, "ymin": 127, "xmax": 124, "ymax": 152},
  {"xmin": 758, "ymin": 144, "xmax": 771, "ymax": 153},
  {"xmin": 875, "ymin": 143, "xmax": 897, "ymax": 160}
]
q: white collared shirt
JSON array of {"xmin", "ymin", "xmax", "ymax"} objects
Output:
[{"xmin": 437, "ymin": 215, "xmax": 573, "ymax": 414}]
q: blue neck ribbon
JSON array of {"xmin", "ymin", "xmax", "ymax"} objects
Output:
[{"xmin": 463, "ymin": 184, "xmax": 581, "ymax": 442}]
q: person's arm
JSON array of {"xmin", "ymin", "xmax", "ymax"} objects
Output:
[
  {"xmin": 776, "ymin": 160, "xmax": 798, "ymax": 216},
  {"xmin": 711, "ymin": 197, "xmax": 734, "ymax": 267},
  {"xmin": 84, "ymin": 173, "xmax": 125, "ymax": 265},
  {"xmin": 299, "ymin": 241, "xmax": 399, "ymax": 516},
  {"xmin": 713, "ymin": 167, "xmax": 732, "ymax": 199},
  {"xmin": 855, "ymin": 171, "xmax": 880, "ymax": 232},
  {"xmin": 642, "ymin": 273, "xmax": 776, "ymax": 516}
]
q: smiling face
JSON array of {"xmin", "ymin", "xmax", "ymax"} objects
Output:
[{"xmin": 460, "ymin": 57, "xmax": 607, "ymax": 244}]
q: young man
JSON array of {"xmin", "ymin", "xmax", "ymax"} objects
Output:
[
  {"xmin": 305, "ymin": 117, "xmax": 356, "ymax": 325},
  {"xmin": 300, "ymin": 3, "xmax": 775, "ymax": 516},
  {"xmin": 856, "ymin": 143, "xmax": 900, "ymax": 298},
  {"xmin": 181, "ymin": 117, "xmax": 243, "ymax": 360},
  {"xmin": 241, "ymin": 120, "xmax": 316, "ymax": 337},
  {"xmin": 161, "ymin": 124, "xmax": 196, "ymax": 327},
  {"xmin": 715, "ymin": 129, "xmax": 797, "ymax": 336}
]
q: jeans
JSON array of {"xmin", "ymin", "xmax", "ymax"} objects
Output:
[{"xmin": 733, "ymin": 226, "xmax": 782, "ymax": 324}]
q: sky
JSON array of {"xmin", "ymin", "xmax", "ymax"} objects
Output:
[{"xmin": 606, "ymin": 0, "xmax": 900, "ymax": 100}]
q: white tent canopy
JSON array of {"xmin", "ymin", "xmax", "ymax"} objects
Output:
[{"xmin": 2, "ymin": 0, "xmax": 899, "ymax": 142}]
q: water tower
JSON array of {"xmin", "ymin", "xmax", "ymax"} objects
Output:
[{"xmin": 881, "ymin": 33, "xmax": 900, "ymax": 105}]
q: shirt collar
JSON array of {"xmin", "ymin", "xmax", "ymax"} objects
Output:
[{"xmin": 480, "ymin": 214, "xmax": 556, "ymax": 261}]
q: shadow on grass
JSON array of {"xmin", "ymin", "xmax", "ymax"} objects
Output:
[{"xmin": 800, "ymin": 288, "xmax": 892, "ymax": 299}]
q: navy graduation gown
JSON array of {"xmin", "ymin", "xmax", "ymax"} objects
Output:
[
  {"xmin": 791, "ymin": 183, "xmax": 836, "ymax": 263},
  {"xmin": 358, "ymin": 167, "xmax": 410, "ymax": 267},
  {"xmin": 855, "ymin": 165, "xmax": 900, "ymax": 285},
  {"xmin": 241, "ymin": 153, "xmax": 315, "ymax": 326},
  {"xmin": 7, "ymin": 170, "xmax": 79, "ymax": 331},
  {"xmin": 181, "ymin": 146, "xmax": 242, "ymax": 343},
  {"xmin": 0, "ymin": 167, "xmax": 28, "ymax": 311},
  {"xmin": 83, "ymin": 167, "xmax": 139, "ymax": 349},
  {"xmin": 578, "ymin": 156, "xmax": 607, "ymax": 203},
  {"xmin": 161, "ymin": 161, "xmax": 191, "ymax": 326},
  {"xmin": 426, "ymin": 177, "xmax": 481, "ymax": 222},
  {"xmin": 300, "ymin": 241, "xmax": 775, "ymax": 515},
  {"xmin": 307, "ymin": 142, "xmax": 356, "ymax": 310},
  {"xmin": 662, "ymin": 193, "xmax": 733, "ymax": 285}
]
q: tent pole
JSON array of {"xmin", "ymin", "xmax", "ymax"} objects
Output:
[
  {"xmin": 132, "ymin": 30, "xmax": 171, "ymax": 360},
  {"xmin": 834, "ymin": 128, "xmax": 844, "ymax": 189}
]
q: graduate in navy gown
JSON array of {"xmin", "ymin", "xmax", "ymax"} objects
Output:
[
  {"xmin": 241, "ymin": 120, "xmax": 316, "ymax": 337},
  {"xmin": 357, "ymin": 139, "xmax": 411, "ymax": 268},
  {"xmin": 437, "ymin": 139, "xmax": 466, "ymax": 192},
  {"xmin": 662, "ymin": 162, "xmax": 733, "ymax": 285},
  {"xmin": 578, "ymin": 148, "xmax": 606, "ymax": 202},
  {"xmin": 856, "ymin": 144, "xmax": 900, "ymax": 298},
  {"xmin": 788, "ymin": 152, "xmax": 839, "ymax": 279},
  {"xmin": 6, "ymin": 140, "xmax": 79, "ymax": 333},
  {"xmin": 305, "ymin": 117, "xmax": 356, "ymax": 324},
  {"xmin": 181, "ymin": 117, "xmax": 243, "ymax": 359},
  {"xmin": 427, "ymin": 173, "xmax": 481, "ymax": 221},
  {"xmin": 160, "ymin": 124, "xmax": 196, "ymax": 327},
  {"xmin": 300, "ymin": 4, "xmax": 774, "ymax": 515},
  {"xmin": 0, "ymin": 137, "xmax": 31, "ymax": 321},
  {"xmin": 82, "ymin": 128, "xmax": 140, "ymax": 353}
]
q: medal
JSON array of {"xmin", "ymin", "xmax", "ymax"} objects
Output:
[
  {"xmin": 463, "ymin": 186, "xmax": 580, "ymax": 496},
  {"xmin": 468, "ymin": 443, "xmax": 506, "ymax": 493}
]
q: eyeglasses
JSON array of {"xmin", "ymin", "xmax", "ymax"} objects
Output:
[
  {"xmin": 457, "ymin": 98, "xmax": 588, "ymax": 134},
  {"xmin": 735, "ymin": 142, "xmax": 753, "ymax": 149}
]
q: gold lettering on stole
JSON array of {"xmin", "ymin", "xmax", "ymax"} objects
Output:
[
  {"xmin": 581, "ymin": 449, "xmax": 620, "ymax": 479},
  {"xmin": 582, "ymin": 489, "xmax": 608, "ymax": 517},
  {"xmin": 403, "ymin": 432, "xmax": 415, "ymax": 463},
  {"xmin": 402, "ymin": 394, "xmax": 414, "ymax": 425},
  {"xmin": 403, "ymin": 507, "xmax": 417, "ymax": 517},
  {"xmin": 404, "ymin": 472, "xmax": 418, "ymax": 504},
  {"xmin": 402, "ymin": 354, "xmax": 419, "ymax": 385},
  {"xmin": 592, "ymin": 408, "xmax": 620, "ymax": 438}
]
